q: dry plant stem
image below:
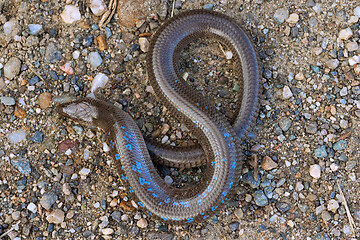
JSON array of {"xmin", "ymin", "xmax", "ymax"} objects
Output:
[
  {"xmin": 99, "ymin": 0, "xmax": 117, "ymax": 28},
  {"xmin": 337, "ymin": 180, "xmax": 356, "ymax": 237},
  {"xmin": 0, "ymin": 221, "xmax": 21, "ymax": 239}
]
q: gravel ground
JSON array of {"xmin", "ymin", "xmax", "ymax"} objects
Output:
[{"xmin": 1, "ymin": 0, "xmax": 360, "ymax": 239}]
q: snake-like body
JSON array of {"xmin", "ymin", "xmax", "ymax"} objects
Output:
[{"xmin": 57, "ymin": 10, "xmax": 259, "ymax": 223}]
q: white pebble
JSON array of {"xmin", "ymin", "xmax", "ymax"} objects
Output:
[
  {"xmin": 225, "ymin": 51, "xmax": 233, "ymax": 59},
  {"xmin": 89, "ymin": 0, "xmax": 107, "ymax": 16},
  {"xmin": 27, "ymin": 203, "xmax": 37, "ymax": 213},
  {"xmin": 88, "ymin": 51, "xmax": 103, "ymax": 69},
  {"xmin": 94, "ymin": 202, "xmax": 100, "ymax": 208},
  {"xmin": 309, "ymin": 164, "xmax": 321, "ymax": 179},
  {"xmin": 3, "ymin": 19, "xmax": 19, "ymax": 36},
  {"xmin": 348, "ymin": 55, "xmax": 360, "ymax": 66},
  {"xmin": 91, "ymin": 73, "xmax": 109, "ymax": 93},
  {"xmin": 327, "ymin": 199, "xmax": 339, "ymax": 213},
  {"xmin": 60, "ymin": 5, "xmax": 81, "ymax": 24},
  {"xmin": 103, "ymin": 142, "xmax": 110, "ymax": 152},
  {"xmin": 286, "ymin": 13, "xmax": 299, "ymax": 24},
  {"xmin": 164, "ymin": 176, "xmax": 173, "ymax": 185},
  {"xmin": 28, "ymin": 24, "xmax": 42, "ymax": 35},
  {"xmin": 139, "ymin": 37, "xmax": 150, "ymax": 52},
  {"xmin": 354, "ymin": 6, "xmax": 360, "ymax": 17},
  {"xmin": 72, "ymin": 50, "xmax": 80, "ymax": 59},
  {"xmin": 79, "ymin": 168, "xmax": 91, "ymax": 176},
  {"xmin": 283, "ymin": 86, "xmax": 293, "ymax": 99},
  {"xmin": 339, "ymin": 87, "xmax": 347, "ymax": 96},
  {"xmin": 102, "ymin": 228, "xmax": 114, "ymax": 235},
  {"xmin": 338, "ymin": 28, "xmax": 353, "ymax": 40},
  {"xmin": 8, "ymin": 129, "xmax": 27, "ymax": 144}
]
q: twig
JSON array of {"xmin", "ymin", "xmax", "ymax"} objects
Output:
[
  {"xmin": 218, "ymin": 42, "xmax": 227, "ymax": 56},
  {"xmin": 99, "ymin": 0, "xmax": 118, "ymax": 28},
  {"xmin": 25, "ymin": 60, "xmax": 44, "ymax": 82},
  {"xmin": 0, "ymin": 221, "xmax": 21, "ymax": 239},
  {"xmin": 337, "ymin": 180, "xmax": 356, "ymax": 237},
  {"xmin": 171, "ymin": 0, "xmax": 175, "ymax": 18}
]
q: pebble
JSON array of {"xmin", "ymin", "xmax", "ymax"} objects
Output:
[
  {"xmin": 326, "ymin": 59, "xmax": 339, "ymax": 69},
  {"xmin": 276, "ymin": 202, "xmax": 291, "ymax": 213},
  {"xmin": 333, "ymin": 140, "xmax": 347, "ymax": 151},
  {"xmin": 286, "ymin": 13, "xmax": 299, "ymax": 24},
  {"xmin": 327, "ymin": 199, "xmax": 339, "ymax": 213},
  {"xmin": 274, "ymin": 8, "xmax": 289, "ymax": 23},
  {"xmin": 339, "ymin": 119, "xmax": 348, "ymax": 129},
  {"xmin": 8, "ymin": 130, "xmax": 27, "ymax": 144},
  {"xmin": 28, "ymin": 76, "xmax": 40, "ymax": 85},
  {"xmin": 339, "ymin": 87, "xmax": 347, "ymax": 96},
  {"xmin": 28, "ymin": 24, "xmax": 42, "ymax": 35},
  {"xmin": 62, "ymin": 183, "xmax": 71, "ymax": 195},
  {"xmin": 338, "ymin": 28, "xmax": 353, "ymax": 40},
  {"xmin": 3, "ymin": 19, "xmax": 20, "ymax": 36},
  {"xmin": 60, "ymin": 5, "xmax": 81, "ymax": 24},
  {"xmin": 60, "ymin": 62, "xmax": 74, "ymax": 75},
  {"xmin": 40, "ymin": 192, "xmax": 58, "ymax": 210},
  {"xmin": 27, "ymin": 203, "xmax": 37, "ymax": 213},
  {"xmin": 309, "ymin": 164, "xmax": 321, "ymax": 179},
  {"xmin": 164, "ymin": 176, "xmax": 173, "ymax": 185},
  {"xmin": 254, "ymin": 190, "xmax": 268, "ymax": 206},
  {"xmin": 261, "ymin": 156, "xmax": 278, "ymax": 170},
  {"xmin": 89, "ymin": 0, "xmax": 107, "ymax": 16},
  {"xmin": 1, "ymin": 96, "xmax": 16, "ymax": 105},
  {"xmin": 46, "ymin": 209, "xmax": 65, "ymax": 224},
  {"xmin": 79, "ymin": 168, "xmax": 91, "ymax": 177},
  {"xmin": 229, "ymin": 222, "xmax": 239, "ymax": 231},
  {"xmin": 346, "ymin": 42, "xmax": 358, "ymax": 51},
  {"xmin": 354, "ymin": 6, "xmax": 360, "ymax": 17},
  {"xmin": 45, "ymin": 42, "xmax": 62, "ymax": 63},
  {"xmin": 91, "ymin": 73, "xmax": 109, "ymax": 93},
  {"xmin": 102, "ymin": 228, "xmax": 114, "ymax": 235},
  {"xmin": 283, "ymin": 86, "xmax": 293, "ymax": 99},
  {"xmin": 4, "ymin": 57, "xmax": 21, "ymax": 80},
  {"xmin": 139, "ymin": 37, "xmax": 150, "ymax": 52},
  {"xmin": 314, "ymin": 146, "xmax": 327, "ymax": 158},
  {"xmin": 88, "ymin": 51, "xmax": 103, "ymax": 69},
  {"xmin": 38, "ymin": 92, "xmax": 52, "ymax": 109},
  {"xmin": 203, "ymin": 4, "xmax": 214, "ymax": 10},
  {"xmin": 321, "ymin": 211, "xmax": 331, "ymax": 222},
  {"xmin": 278, "ymin": 117, "xmax": 292, "ymax": 131},
  {"xmin": 72, "ymin": 50, "xmax": 80, "ymax": 59},
  {"xmin": 137, "ymin": 218, "xmax": 148, "ymax": 228},
  {"xmin": 30, "ymin": 131, "xmax": 44, "ymax": 143}
]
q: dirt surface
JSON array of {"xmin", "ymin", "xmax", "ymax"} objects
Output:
[{"xmin": 0, "ymin": 0, "xmax": 359, "ymax": 239}]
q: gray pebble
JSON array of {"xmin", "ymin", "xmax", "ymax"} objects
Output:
[
  {"xmin": 254, "ymin": 190, "xmax": 268, "ymax": 206},
  {"xmin": 333, "ymin": 140, "xmax": 347, "ymax": 151},
  {"xmin": 88, "ymin": 51, "xmax": 103, "ymax": 69},
  {"xmin": 278, "ymin": 117, "xmax": 292, "ymax": 132},
  {"xmin": 274, "ymin": 8, "xmax": 289, "ymax": 23},
  {"xmin": 276, "ymin": 202, "xmax": 291, "ymax": 213},
  {"xmin": 4, "ymin": 57, "xmax": 21, "ymax": 80},
  {"xmin": 0, "ymin": 96, "xmax": 16, "ymax": 105},
  {"xmin": 229, "ymin": 222, "xmax": 239, "ymax": 231},
  {"xmin": 40, "ymin": 191, "xmax": 58, "ymax": 210},
  {"xmin": 305, "ymin": 122, "xmax": 317, "ymax": 134},
  {"xmin": 11, "ymin": 158, "xmax": 31, "ymax": 175},
  {"xmin": 314, "ymin": 145, "xmax": 327, "ymax": 158},
  {"xmin": 45, "ymin": 42, "xmax": 62, "ymax": 63},
  {"xmin": 28, "ymin": 24, "xmax": 42, "ymax": 35},
  {"xmin": 30, "ymin": 131, "xmax": 44, "ymax": 143},
  {"xmin": 111, "ymin": 211, "xmax": 121, "ymax": 222},
  {"xmin": 203, "ymin": 4, "xmax": 214, "ymax": 10}
]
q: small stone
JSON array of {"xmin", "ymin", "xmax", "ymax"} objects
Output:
[
  {"xmin": 309, "ymin": 164, "xmax": 321, "ymax": 179},
  {"xmin": 137, "ymin": 218, "xmax": 148, "ymax": 228},
  {"xmin": 283, "ymin": 86, "xmax": 293, "ymax": 99},
  {"xmin": 60, "ymin": 62, "xmax": 74, "ymax": 75},
  {"xmin": 96, "ymin": 35, "xmax": 107, "ymax": 51},
  {"xmin": 62, "ymin": 183, "xmax": 71, "ymax": 195},
  {"xmin": 229, "ymin": 222, "xmax": 239, "ymax": 231},
  {"xmin": 4, "ymin": 57, "xmax": 21, "ymax": 80},
  {"xmin": 349, "ymin": 56, "xmax": 360, "ymax": 66},
  {"xmin": 254, "ymin": 190, "xmax": 268, "ymax": 206},
  {"xmin": 102, "ymin": 228, "xmax": 114, "ymax": 235},
  {"xmin": 27, "ymin": 203, "xmax": 37, "ymax": 213},
  {"xmin": 31, "ymin": 131, "xmax": 44, "ymax": 143},
  {"xmin": 28, "ymin": 24, "xmax": 42, "ymax": 35},
  {"xmin": 354, "ymin": 6, "xmax": 360, "ymax": 17},
  {"xmin": 314, "ymin": 146, "xmax": 327, "ymax": 158},
  {"xmin": 38, "ymin": 92, "xmax": 52, "ymax": 109},
  {"xmin": 321, "ymin": 211, "xmax": 331, "ymax": 222},
  {"xmin": 164, "ymin": 176, "xmax": 173, "ymax": 185},
  {"xmin": 203, "ymin": 4, "xmax": 214, "ymax": 10},
  {"xmin": 327, "ymin": 199, "xmax": 339, "ymax": 213},
  {"xmin": 0, "ymin": 96, "xmax": 16, "ymax": 105},
  {"xmin": 72, "ymin": 50, "xmax": 80, "ymax": 59},
  {"xmin": 60, "ymin": 5, "xmax": 81, "ymax": 24},
  {"xmin": 46, "ymin": 209, "xmax": 65, "ymax": 224},
  {"xmin": 274, "ymin": 8, "xmax": 289, "ymax": 23},
  {"xmin": 91, "ymin": 73, "xmax": 109, "ymax": 93},
  {"xmin": 343, "ymin": 224, "xmax": 352, "ymax": 235},
  {"xmin": 338, "ymin": 28, "xmax": 353, "ymax": 40},
  {"xmin": 340, "ymin": 119, "xmax": 348, "ymax": 129},
  {"xmin": 339, "ymin": 87, "xmax": 348, "ymax": 96},
  {"xmin": 3, "ymin": 19, "xmax": 20, "ymax": 37},
  {"xmin": 234, "ymin": 208, "xmax": 243, "ymax": 219},
  {"xmin": 278, "ymin": 117, "xmax": 292, "ymax": 131},
  {"xmin": 295, "ymin": 182, "xmax": 304, "ymax": 191},
  {"xmin": 295, "ymin": 72, "xmax": 305, "ymax": 80},
  {"xmin": 276, "ymin": 202, "xmax": 291, "ymax": 213},
  {"xmin": 40, "ymin": 191, "xmax": 58, "ymax": 210},
  {"xmin": 286, "ymin": 13, "xmax": 299, "ymax": 24},
  {"xmin": 88, "ymin": 51, "xmax": 103, "ymax": 69},
  {"xmin": 316, "ymin": 205, "xmax": 325, "ymax": 215},
  {"xmin": 28, "ymin": 76, "xmax": 40, "ymax": 85},
  {"xmin": 305, "ymin": 123, "xmax": 317, "ymax": 134},
  {"xmin": 139, "ymin": 37, "xmax": 150, "ymax": 52},
  {"xmin": 346, "ymin": 42, "xmax": 358, "ymax": 51},
  {"xmin": 8, "ymin": 130, "xmax": 27, "ymax": 144},
  {"xmin": 333, "ymin": 140, "xmax": 347, "ymax": 151},
  {"xmin": 326, "ymin": 59, "xmax": 339, "ymax": 69},
  {"xmin": 89, "ymin": 0, "xmax": 107, "ymax": 16},
  {"xmin": 261, "ymin": 156, "xmax": 278, "ymax": 171},
  {"xmin": 45, "ymin": 42, "xmax": 62, "ymax": 63},
  {"xmin": 79, "ymin": 168, "xmax": 91, "ymax": 177}
]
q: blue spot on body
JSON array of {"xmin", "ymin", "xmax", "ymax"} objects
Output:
[
  {"xmin": 164, "ymin": 198, "xmax": 170, "ymax": 203},
  {"xmin": 139, "ymin": 177, "xmax": 149, "ymax": 185},
  {"xmin": 187, "ymin": 218, "xmax": 194, "ymax": 223},
  {"xmin": 211, "ymin": 206, "xmax": 218, "ymax": 211},
  {"xmin": 198, "ymin": 199, "xmax": 202, "ymax": 205},
  {"xmin": 126, "ymin": 144, "xmax": 132, "ymax": 150},
  {"xmin": 152, "ymin": 193, "xmax": 157, "ymax": 198},
  {"xmin": 221, "ymin": 200, "xmax": 224, "ymax": 203},
  {"xmin": 138, "ymin": 202, "xmax": 144, "ymax": 207},
  {"xmin": 120, "ymin": 126, "xmax": 125, "ymax": 129},
  {"xmin": 200, "ymin": 213, "xmax": 204, "ymax": 215},
  {"xmin": 172, "ymin": 218, "xmax": 179, "ymax": 221},
  {"xmin": 207, "ymin": 186, "xmax": 212, "ymax": 192},
  {"xmin": 222, "ymin": 158, "xmax": 226, "ymax": 162},
  {"xmin": 211, "ymin": 161, "xmax": 215, "ymax": 166},
  {"xmin": 147, "ymin": 188, "xmax": 152, "ymax": 192},
  {"xmin": 180, "ymin": 201, "xmax": 189, "ymax": 207},
  {"xmin": 173, "ymin": 201, "xmax": 179, "ymax": 206},
  {"xmin": 161, "ymin": 216, "xmax": 168, "ymax": 221},
  {"xmin": 115, "ymin": 154, "xmax": 120, "ymax": 160},
  {"xmin": 129, "ymin": 186, "xmax": 133, "ymax": 193},
  {"xmin": 224, "ymin": 133, "xmax": 229, "ymax": 137},
  {"xmin": 229, "ymin": 181, "xmax": 233, "ymax": 188},
  {"xmin": 232, "ymin": 161, "xmax": 236, "ymax": 169},
  {"xmin": 108, "ymin": 131, "xmax": 111, "ymax": 135},
  {"xmin": 203, "ymin": 215, "xmax": 209, "ymax": 219},
  {"xmin": 196, "ymin": 102, "xmax": 199, "ymax": 106},
  {"xmin": 158, "ymin": 202, "xmax": 162, "ymax": 205},
  {"xmin": 216, "ymin": 164, "xmax": 221, "ymax": 168},
  {"xmin": 222, "ymin": 191, "xmax": 227, "ymax": 196}
]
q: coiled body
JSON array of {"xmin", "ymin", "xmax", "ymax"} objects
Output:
[{"xmin": 57, "ymin": 10, "xmax": 259, "ymax": 223}]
